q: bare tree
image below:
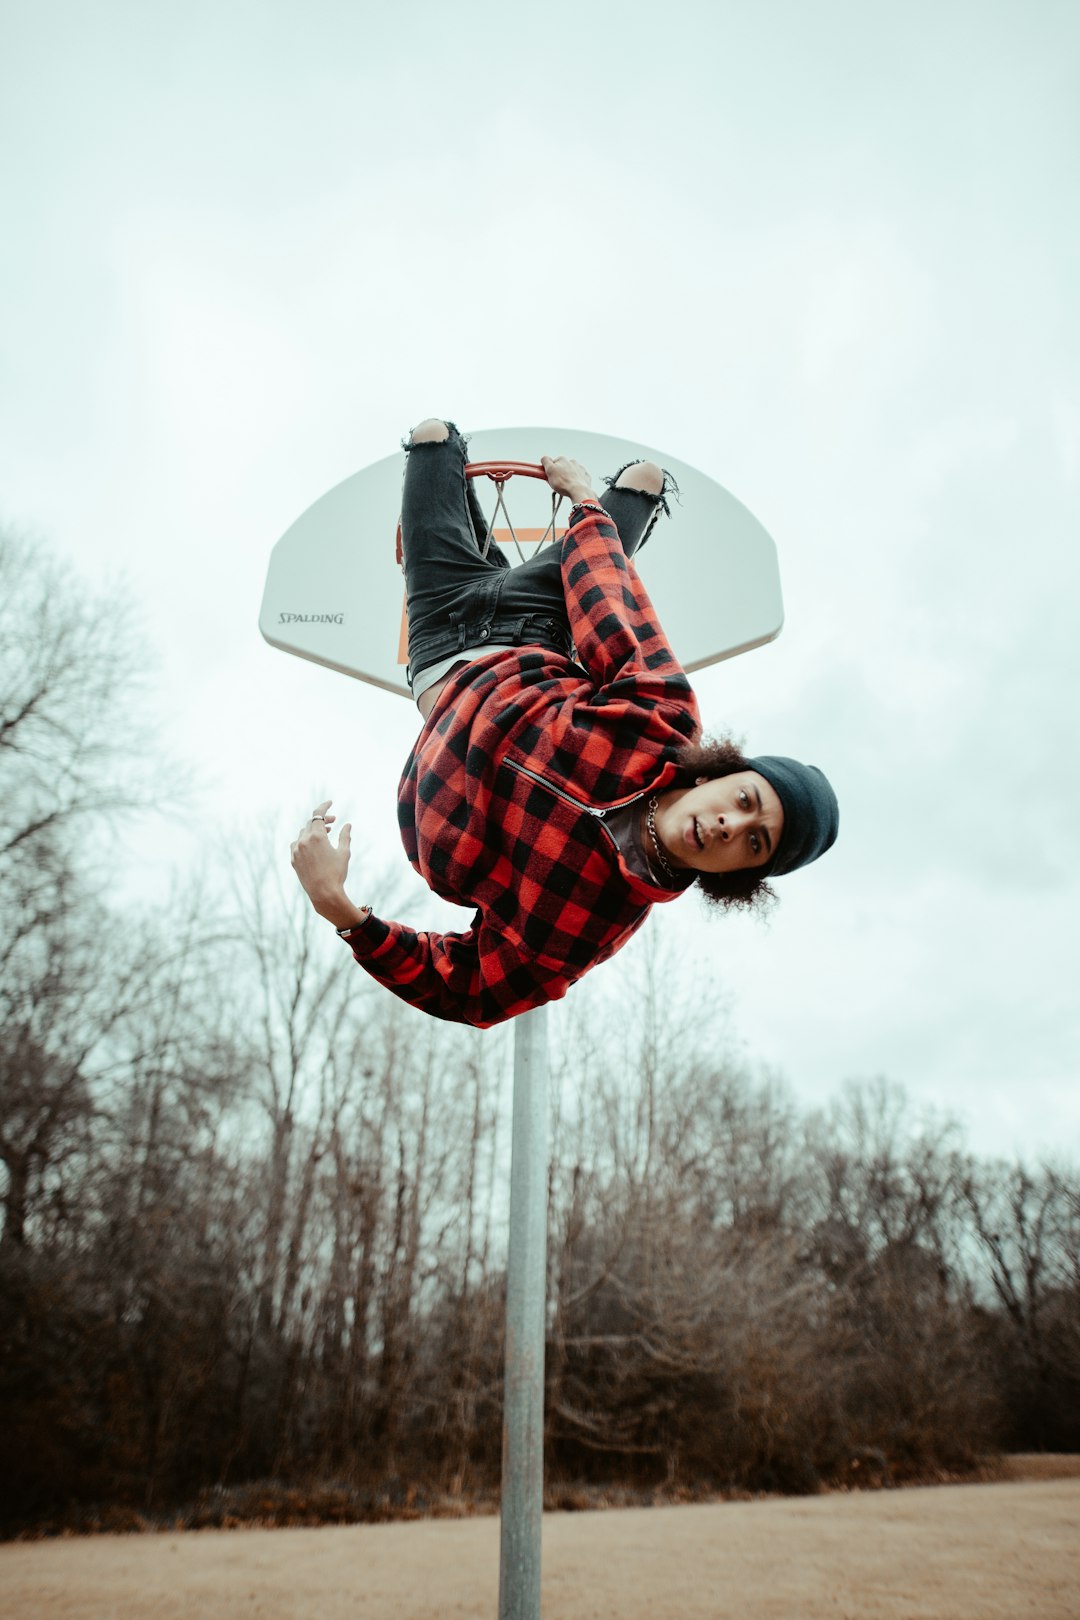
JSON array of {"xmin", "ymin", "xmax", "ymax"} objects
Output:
[
  {"xmin": 961, "ymin": 1157, "xmax": 1080, "ymax": 1447},
  {"xmin": 0, "ymin": 524, "xmax": 183, "ymax": 1249},
  {"xmin": 0, "ymin": 527, "xmax": 164, "ymax": 882}
]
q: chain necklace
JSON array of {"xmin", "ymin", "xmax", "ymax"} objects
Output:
[{"xmin": 645, "ymin": 795, "xmax": 676, "ymax": 882}]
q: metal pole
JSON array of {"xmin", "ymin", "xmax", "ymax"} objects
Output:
[{"xmin": 498, "ymin": 1004, "xmax": 549, "ymax": 1620}]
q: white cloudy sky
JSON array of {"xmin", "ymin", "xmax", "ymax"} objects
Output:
[{"xmin": 2, "ymin": 0, "xmax": 1077, "ymax": 1160}]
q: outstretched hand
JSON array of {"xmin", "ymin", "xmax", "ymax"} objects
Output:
[
  {"xmin": 540, "ymin": 454, "xmax": 598, "ymax": 506},
  {"xmin": 290, "ymin": 800, "xmax": 367, "ymax": 930}
]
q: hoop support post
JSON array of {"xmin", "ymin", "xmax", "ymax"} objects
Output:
[{"xmin": 498, "ymin": 1004, "xmax": 550, "ymax": 1620}]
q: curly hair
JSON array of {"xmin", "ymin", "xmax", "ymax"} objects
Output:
[{"xmin": 670, "ymin": 735, "xmax": 777, "ymax": 917}]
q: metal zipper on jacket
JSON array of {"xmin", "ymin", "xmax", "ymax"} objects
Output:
[
  {"xmin": 505, "ymin": 758, "xmax": 627, "ymax": 818},
  {"xmin": 504, "ymin": 759, "xmax": 670, "ymax": 836}
]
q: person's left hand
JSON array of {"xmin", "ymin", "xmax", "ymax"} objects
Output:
[{"xmin": 541, "ymin": 454, "xmax": 597, "ymax": 505}]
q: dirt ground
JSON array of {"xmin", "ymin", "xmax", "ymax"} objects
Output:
[{"xmin": 3, "ymin": 1468, "xmax": 1079, "ymax": 1620}]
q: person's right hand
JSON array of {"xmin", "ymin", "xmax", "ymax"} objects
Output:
[
  {"xmin": 290, "ymin": 799, "xmax": 367, "ymax": 930},
  {"xmin": 541, "ymin": 454, "xmax": 597, "ymax": 505}
]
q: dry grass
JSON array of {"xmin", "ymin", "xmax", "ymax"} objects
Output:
[
  {"xmin": 997, "ymin": 1452, "xmax": 1080, "ymax": 1481},
  {"xmin": 7, "ymin": 1456, "xmax": 1077, "ymax": 1542},
  {"xmin": 1, "ymin": 1475, "xmax": 1078, "ymax": 1620}
]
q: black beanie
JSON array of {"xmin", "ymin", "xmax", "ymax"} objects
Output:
[{"xmin": 746, "ymin": 755, "xmax": 839, "ymax": 877}]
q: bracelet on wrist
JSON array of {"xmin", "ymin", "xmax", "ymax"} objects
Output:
[{"xmin": 335, "ymin": 908, "xmax": 372, "ymax": 937}]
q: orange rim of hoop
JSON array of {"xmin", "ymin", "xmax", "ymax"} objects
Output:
[
  {"xmin": 464, "ymin": 459, "xmax": 547, "ymax": 485},
  {"xmin": 396, "ymin": 460, "xmax": 563, "ymax": 568}
]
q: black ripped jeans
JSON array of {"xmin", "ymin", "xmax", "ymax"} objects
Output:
[{"xmin": 400, "ymin": 422, "xmax": 672, "ymax": 686}]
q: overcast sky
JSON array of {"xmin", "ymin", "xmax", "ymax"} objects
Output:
[{"xmin": 2, "ymin": 0, "xmax": 1077, "ymax": 1160}]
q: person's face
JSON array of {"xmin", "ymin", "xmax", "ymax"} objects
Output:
[{"xmin": 655, "ymin": 771, "xmax": 784, "ymax": 875}]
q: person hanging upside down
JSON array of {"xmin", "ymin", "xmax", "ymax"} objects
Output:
[{"xmin": 290, "ymin": 419, "xmax": 839, "ymax": 1028}]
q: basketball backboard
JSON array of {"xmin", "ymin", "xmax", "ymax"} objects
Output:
[{"xmin": 260, "ymin": 427, "xmax": 783, "ymax": 699}]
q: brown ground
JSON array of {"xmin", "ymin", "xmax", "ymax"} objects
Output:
[{"xmin": 2, "ymin": 1464, "xmax": 1079, "ymax": 1620}]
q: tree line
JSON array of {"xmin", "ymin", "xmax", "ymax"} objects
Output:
[{"xmin": 1, "ymin": 528, "xmax": 1078, "ymax": 1535}]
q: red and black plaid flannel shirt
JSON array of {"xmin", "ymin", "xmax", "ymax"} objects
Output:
[{"xmin": 341, "ymin": 505, "xmax": 702, "ymax": 1026}]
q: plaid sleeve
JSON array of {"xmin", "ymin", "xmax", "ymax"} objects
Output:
[
  {"xmin": 562, "ymin": 508, "xmax": 698, "ymax": 725},
  {"xmin": 339, "ymin": 910, "xmax": 572, "ymax": 1028}
]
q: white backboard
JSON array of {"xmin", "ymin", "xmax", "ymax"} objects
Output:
[{"xmin": 260, "ymin": 427, "xmax": 783, "ymax": 698}]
